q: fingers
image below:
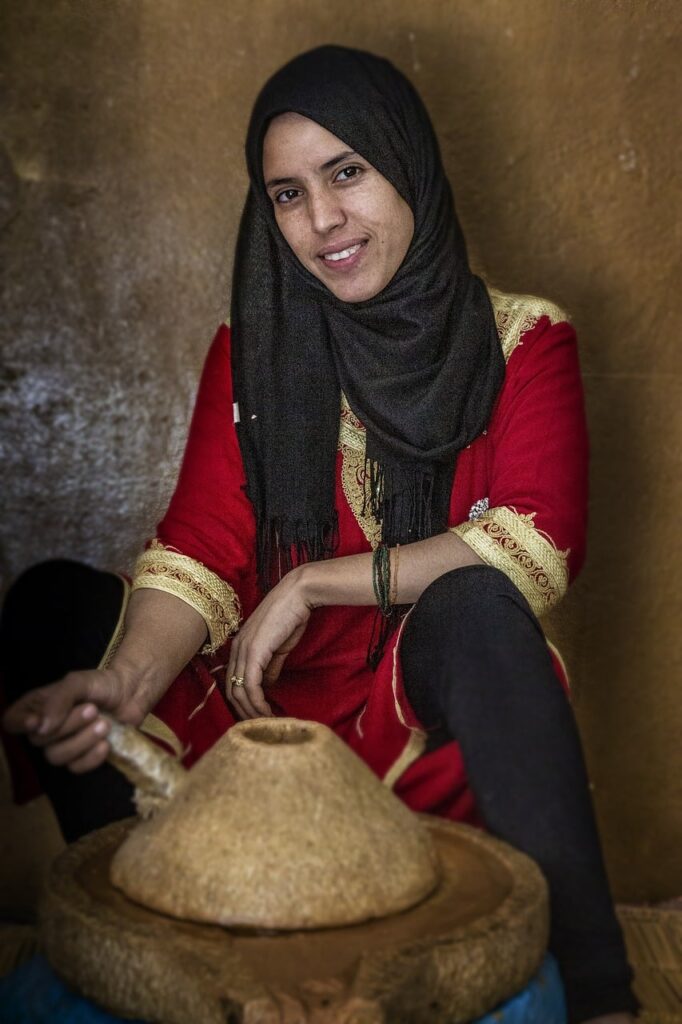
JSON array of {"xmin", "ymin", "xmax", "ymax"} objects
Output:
[
  {"xmin": 261, "ymin": 620, "xmax": 307, "ymax": 686},
  {"xmin": 2, "ymin": 671, "xmax": 123, "ymax": 774},
  {"xmin": 3, "ymin": 671, "xmax": 116, "ymax": 739},
  {"xmin": 225, "ymin": 586, "xmax": 311, "ymax": 719},
  {"xmin": 231, "ymin": 670, "xmax": 273, "ymax": 720},
  {"xmin": 29, "ymin": 703, "xmax": 99, "ymax": 747},
  {"xmin": 263, "ymin": 651, "xmax": 287, "ymax": 686},
  {"xmin": 242, "ymin": 676, "xmax": 273, "ymax": 719},
  {"xmin": 70, "ymin": 741, "xmax": 111, "ymax": 774},
  {"xmin": 42, "ymin": 717, "xmax": 110, "ymax": 769},
  {"xmin": 2, "ymin": 689, "xmax": 53, "ymax": 735},
  {"xmin": 225, "ymin": 645, "xmax": 240, "ymax": 708},
  {"xmin": 227, "ymin": 643, "xmax": 272, "ymax": 720}
]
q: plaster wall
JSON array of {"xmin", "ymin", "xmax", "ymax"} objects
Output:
[{"xmin": 1, "ymin": 1, "xmax": 680, "ymax": 902}]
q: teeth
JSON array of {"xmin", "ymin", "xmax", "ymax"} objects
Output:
[{"xmin": 323, "ymin": 243, "xmax": 362, "ymax": 262}]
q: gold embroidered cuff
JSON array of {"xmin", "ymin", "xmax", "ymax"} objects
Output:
[
  {"xmin": 451, "ymin": 506, "xmax": 569, "ymax": 617},
  {"xmin": 98, "ymin": 576, "xmax": 131, "ymax": 670},
  {"xmin": 488, "ymin": 287, "xmax": 570, "ymax": 361},
  {"xmin": 132, "ymin": 540, "xmax": 241, "ymax": 654}
]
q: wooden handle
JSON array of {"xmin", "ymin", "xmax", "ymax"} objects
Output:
[{"xmin": 105, "ymin": 717, "xmax": 186, "ymax": 818}]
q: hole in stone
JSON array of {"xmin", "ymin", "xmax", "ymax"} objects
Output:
[{"xmin": 242, "ymin": 722, "xmax": 313, "ymax": 745}]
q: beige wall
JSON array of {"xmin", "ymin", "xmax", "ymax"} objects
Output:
[{"xmin": 1, "ymin": 1, "xmax": 680, "ymax": 902}]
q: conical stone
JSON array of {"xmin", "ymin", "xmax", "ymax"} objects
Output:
[{"xmin": 110, "ymin": 717, "xmax": 442, "ymax": 929}]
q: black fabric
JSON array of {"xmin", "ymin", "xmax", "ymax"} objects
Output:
[
  {"xmin": 231, "ymin": 45, "xmax": 505, "ymax": 586},
  {"xmin": 401, "ymin": 565, "xmax": 639, "ymax": 1024},
  {"xmin": 0, "ymin": 560, "xmax": 135, "ymax": 843}
]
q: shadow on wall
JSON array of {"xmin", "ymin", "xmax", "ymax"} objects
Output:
[{"xmin": 0, "ymin": 1, "xmax": 223, "ymax": 590}]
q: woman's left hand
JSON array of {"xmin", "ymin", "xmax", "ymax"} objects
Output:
[{"xmin": 225, "ymin": 568, "xmax": 313, "ymax": 719}]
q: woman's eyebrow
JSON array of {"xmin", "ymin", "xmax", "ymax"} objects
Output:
[
  {"xmin": 265, "ymin": 150, "xmax": 360, "ymax": 190},
  {"xmin": 319, "ymin": 149, "xmax": 359, "ymax": 171}
]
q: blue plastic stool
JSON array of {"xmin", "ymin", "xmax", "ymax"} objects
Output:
[{"xmin": 0, "ymin": 953, "xmax": 567, "ymax": 1023}]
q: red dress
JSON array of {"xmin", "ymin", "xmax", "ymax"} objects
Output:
[{"xmin": 129, "ymin": 287, "xmax": 589, "ymax": 827}]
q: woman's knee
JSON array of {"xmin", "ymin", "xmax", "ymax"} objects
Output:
[
  {"xmin": 402, "ymin": 565, "xmax": 545, "ymax": 686},
  {"xmin": 412, "ymin": 564, "xmax": 531, "ymax": 634},
  {"xmin": 3, "ymin": 559, "xmax": 91, "ymax": 609},
  {"xmin": 0, "ymin": 560, "xmax": 126, "ymax": 698},
  {"xmin": 401, "ymin": 567, "xmax": 516, "ymax": 728},
  {"xmin": 3, "ymin": 560, "xmax": 124, "ymax": 616}
]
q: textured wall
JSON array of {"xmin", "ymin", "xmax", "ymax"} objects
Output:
[{"xmin": 1, "ymin": 1, "xmax": 680, "ymax": 901}]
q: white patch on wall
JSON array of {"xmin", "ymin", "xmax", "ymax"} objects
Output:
[{"xmin": 618, "ymin": 140, "xmax": 638, "ymax": 173}]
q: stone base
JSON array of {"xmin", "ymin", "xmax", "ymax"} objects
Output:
[{"xmin": 40, "ymin": 817, "xmax": 548, "ymax": 1024}]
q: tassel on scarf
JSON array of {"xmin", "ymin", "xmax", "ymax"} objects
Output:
[{"xmin": 257, "ymin": 513, "xmax": 339, "ymax": 592}]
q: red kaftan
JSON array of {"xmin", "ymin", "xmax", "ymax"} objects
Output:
[{"xmin": 136, "ymin": 287, "xmax": 589, "ymax": 826}]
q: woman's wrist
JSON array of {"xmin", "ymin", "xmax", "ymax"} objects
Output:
[
  {"xmin": 291, "ymin": 560, "xmax": 339, "ymax": 609},
  {"xmin": 289, "ymin": 561, "xmax": 324, "ymax": 608},
  {"xmin": 107, "ymin": 650, "xmax": 179, "ymax": 720},
  {"xmin": 292, "ymin": 553, "xmax": 375, "ymax": 609}
]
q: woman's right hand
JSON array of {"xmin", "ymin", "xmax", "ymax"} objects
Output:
[{"xmin": 2, "ymin": 667, "xmax": 147, "ymax": 773}]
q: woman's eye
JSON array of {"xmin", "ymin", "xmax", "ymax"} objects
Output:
[
  {"xmin": 335, "ymin": 165, "xmax": 362, "ymax": 182},
  {"xmin": 275, "ymin": 188, "xmax": 301, "ymax": 205}
]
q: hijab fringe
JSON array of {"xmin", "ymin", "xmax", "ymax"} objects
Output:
[
  {"xmin": 362, "ymin": 457, "xmax": 437, "ymax": 667},
  {"xmin": 362, "ymin": 457, "xmax": 436, "ymax": 547},
  {"xmin": 257, "ymin": 513, "xmax": 339, "ymax": 592},
  {"xmin": 367, "ymin": 605, "xmax": 402, "ymax": 671}
]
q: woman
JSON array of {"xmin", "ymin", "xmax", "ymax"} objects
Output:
[{"xmin": 1, "ymin": 46, "xmax": 637, "ymax": 1023}]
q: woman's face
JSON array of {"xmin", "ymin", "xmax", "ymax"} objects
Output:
[{"xmin": 262, "ymin": 113, "xmax": 414, "ymax": 303}]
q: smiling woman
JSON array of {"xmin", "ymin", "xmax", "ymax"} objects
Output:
[
  {"xmin": 262, "ymin": 113, "xmax": 415, "ymax": 302},
  {"xmin": 0, "ymin": 44, "xmax": 637, "ymax": 1024}
]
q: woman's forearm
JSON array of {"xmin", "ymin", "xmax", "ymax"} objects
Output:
[
  {"xmin": 109, "ymin": 589, "xmax": 208, "ymax": 715},
  {"xmin": 297, "ymin": 530, "xmax": 483, "ymax": 609}
]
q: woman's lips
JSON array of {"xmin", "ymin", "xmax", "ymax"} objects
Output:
[{"xmin": 318, "ymin": 240, "xmax": 368, "ymax": 272}]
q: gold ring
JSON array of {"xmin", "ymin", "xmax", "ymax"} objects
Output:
[{"xmin": 230, "ymin": 675, "xmax": 245, "ymax": 688}]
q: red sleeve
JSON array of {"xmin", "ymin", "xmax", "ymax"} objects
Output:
[
  {"xmin": 487, "ymin": 316, "xmax": 589, "ymax": 582},
  {"xmin": 155, "ymin": 324, "xmax": 257, "ymax": 591}
]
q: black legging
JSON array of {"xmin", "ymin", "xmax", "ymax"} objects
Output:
[
  {"xmin": 0, "ymin": 559, "xmax": 637, "ymax": 1022},
  {"xmin": 400, "ymin": 565, "xmax": 637, "ymax": 1023},
  {"xmin": 0, "ymin": 561, "xmax": 136, "ymax": 841}
]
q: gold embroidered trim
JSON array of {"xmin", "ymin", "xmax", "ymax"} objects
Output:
[
  {"xmin": 188, "ymin": 679, "xmax": 218, "ymax": 721},
  {"xmin": 383, "ymin": 730, "xmax": 427, "ymax": 790},
  {"xmin": 340, "ymin": 445, "xmax": 382, "ymax": 549},
  {"xmin": 138, "ymin": 712, "xmax": 187, "ymax": 760},
  {"xmin": 390, "ymin": 611, "xmax": 414, "ymax": 729},
  {"xmin": 339, "ymin": 392, "xmax": 366, "ymax": 453},
  {"xmin": 355, "ymin": 705, "xmax": 367, "ymax": 739},
  {"xmin": 338, "ymin": 393, "xmax": 380, "ymax": 547},
  {"xmin": 452, "ymin": 506, "xmax": 569, "ymax": 617},
  {"xmin": 97, "ymin": 576, "xmax": 131, "ymax": 670},
  {"xmin": 384, "ymin": 613, "xmax": 426, "ymax": 789},
  {"xmin": 488, "ymin": 286, "xmax": 570, "ymax": 361},
  {"xmin": 545, "ymin": 639, "xmax": 572, "ymax": 696},
  {"xmin": 132, "ymin": 540, "xmax": 241, "ymax": 654}
]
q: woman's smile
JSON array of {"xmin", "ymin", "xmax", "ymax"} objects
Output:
[
  {"xmin": 262, "ymin": 113, "xmax": 414, "ymax": 303},
  {"xmin": 317, "ymin": 237, "xmax": 368, "ymax": 273}
]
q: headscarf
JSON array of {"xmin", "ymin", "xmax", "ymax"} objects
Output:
[{"xmin": 231, "ymin": 45, "xmax": 505, "ymax": 590}]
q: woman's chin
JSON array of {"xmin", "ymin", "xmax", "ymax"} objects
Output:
[{"xmin": 320, "ymin": 274, "xmax": 383, "ymax": 304}]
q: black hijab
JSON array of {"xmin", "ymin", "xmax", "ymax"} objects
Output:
[{"xmin": 231, "ymin": 45, "xmax": 505, "ymax": 588}]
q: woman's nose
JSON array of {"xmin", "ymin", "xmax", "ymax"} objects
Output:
[{"xmin": 308, "ymin": 189, "xmax": 346, "ymax": 234}]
